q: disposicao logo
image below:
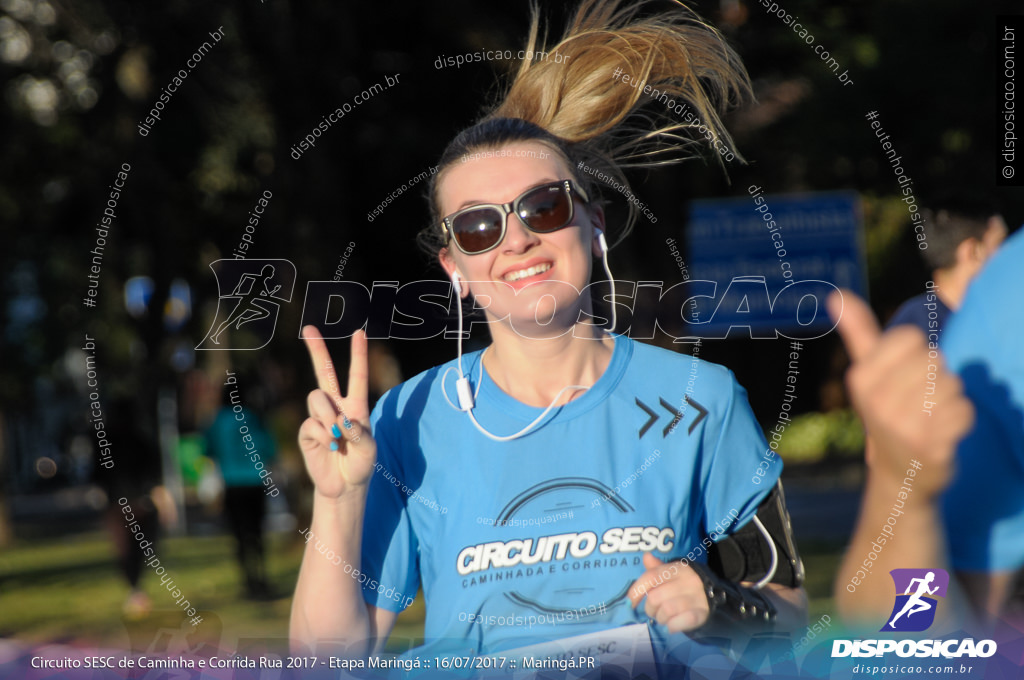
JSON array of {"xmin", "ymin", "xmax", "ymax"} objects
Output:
[
  {"xmin": 831, "ymin": 568, "xmax": 997, "ymax": 659},
  {"xmin": 196, "ymin": 259, "xmax": 295, "ymax": 350},
  {"xmin": 882, "ymin": 568, "xmax": 948, "ymax": 633}
]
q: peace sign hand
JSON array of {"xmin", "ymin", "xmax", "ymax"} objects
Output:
[{"xmin": 298, "ymin": 326, "xmax": 377, "ymax": 500}]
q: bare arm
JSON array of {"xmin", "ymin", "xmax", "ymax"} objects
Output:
[
  {"xmin": 834, "ymin": 441, "xmax": 962, "ymax": 626},
  {"xmin": 289, "ymin": 328, "xmax": 398, "ymax": 655},
  {"xmin": 290, "ymin": 491, "xmax": 398, "ymax": 654}
]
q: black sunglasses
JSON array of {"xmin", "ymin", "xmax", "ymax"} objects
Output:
[{"xmin": 440, "ymin": 179, "xmax": 590, "ymax": 255}]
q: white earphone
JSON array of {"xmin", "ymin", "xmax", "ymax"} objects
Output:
[
  {"xmin": 449, "ymin": 269, "xmax": 477, "ymax": 412},
  {"xmin": 595, "ymin": 228, "xmax": 617, "ymax": 332},
  {"xmin": 443, "ymin": 226, "xmax": 616, "ymax": 441}
]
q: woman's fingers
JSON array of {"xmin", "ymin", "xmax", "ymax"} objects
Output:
[
  {"xmin": 299, "ymin": 415, "xmax": 333, "ymax": 453},
  {"xmin": 302, "ymin": 325, "xmax": 344, "ymax": 411},
  {"xmin": 298, "ymin": 327, "xmax": 378, "ymax": 498},
  {"xmin": 628, "ymin": 555, "xmax": 675, "ymax": 607},
  {"xmin": 302, "ymin": 325, "xmax": 369, "ymax": 426},
  {"xmin": 337, "ymin": 414, "xmax": 369, "ymax": 450},
  {"xmin": 307, "ymin": 389, "xmax": 339, "ymax": 426},
  {"xmin": 664, "ymin": 609, "xmax": 707, "ymax": 634},
  {"xmin": 627, "ymin": 555, "xmax": 710, "ymax": 632},
  {"xmin": 347, "ymin": 330, "xmax": 369, "ymax": 418},
  {"xmin": 304, "ymin": 389, "xmax": 370, "ymax": 456}
]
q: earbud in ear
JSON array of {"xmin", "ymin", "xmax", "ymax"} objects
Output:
[
  {"xmin": 451, "ymin": 270, "xmax": 463, "ymax": 296},
  {"xmin": 596, "ymin": 229, "xmax": 608, "ymax": 254}
]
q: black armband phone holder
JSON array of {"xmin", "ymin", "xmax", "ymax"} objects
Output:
[{"xmin": 707, "ymin": 481, "xmax": 805, "ymax": 588}]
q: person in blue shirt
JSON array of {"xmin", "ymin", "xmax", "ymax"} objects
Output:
[
  {"xmin": 886, "ymin": 196, "xmax": 1006, "ymax": 335},
  {"xmin": 941, "ymin": 227, "xmax": 1024, "ymax": 618},
  {"xmin": 289, "ymin": 0, "xmax": 808, "ymax": 665},
  {"xmin": 833, "ymin": 227, "xmax": 1023, "ymax": 628}
]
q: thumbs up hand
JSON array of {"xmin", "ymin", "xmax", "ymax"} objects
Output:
[
  {"xmin": 827, "ymin": 291, "xmax": 973, "ymax": 499},
  {"xmin": 627, "ymin": 553, "xmax": 711, "ymax": 633}
]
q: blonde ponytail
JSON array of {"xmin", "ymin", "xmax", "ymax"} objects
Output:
[{"xmin": 494, "ymin": 0, "xmax": 751, "ymax": 166}]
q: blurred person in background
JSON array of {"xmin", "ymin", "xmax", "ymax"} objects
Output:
[
  {"xmin": 833, "ymin": 225, "xmax": 1024, "ymax": 629},
  {"xmin": 204, "ymin": 381, "xmax": 277, "ymax": 599},
  {"xmin": 95, "ymin": 398, "xmax": 176, "ymax": 618},
  {"xmin": 887, "ymin": 195, "xmax": 1007, "ymax": 334}
]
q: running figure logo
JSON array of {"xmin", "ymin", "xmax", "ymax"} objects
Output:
[
  {"xmin": 196, "ymin": 259, "xmax": 295, "ymax": 350},
  {"xmin": 881, "ymin": 568, "xmax": 950, "ymax": 632}
]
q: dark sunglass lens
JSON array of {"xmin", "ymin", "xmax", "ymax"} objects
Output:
[
  {"xmin": 452, "ymin": 208, "xmax": 503, "ymax": 253},
  {"xmin": 519, "ymin": 184, "xmax": 571, "ymax": 232}
]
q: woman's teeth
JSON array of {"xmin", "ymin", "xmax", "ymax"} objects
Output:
[{"xmin": 503, "ymin": 263, "xmax": 552, "ymax": 282}]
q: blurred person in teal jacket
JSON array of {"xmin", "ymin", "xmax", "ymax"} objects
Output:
[{"xmin": 205, "ymin": 381, "xmax": 277, "ymax": 599}]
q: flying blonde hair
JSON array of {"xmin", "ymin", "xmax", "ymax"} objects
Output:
[{"xmin": 422, "ymin": 0, "xmax": 752, "ymax": 253}]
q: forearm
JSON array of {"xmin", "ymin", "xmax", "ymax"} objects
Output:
[
  {"xmin": 290, "ymin": 490, "xmax": 373, "ymax": 654},
  {"xmin": 835, "ymin": 452, "xmax": 957, "ymax": 626}
]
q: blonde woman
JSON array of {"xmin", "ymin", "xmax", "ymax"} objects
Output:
[{"xmin": 291, "ymin": 0, "xmax": 807, "ymax": 665}]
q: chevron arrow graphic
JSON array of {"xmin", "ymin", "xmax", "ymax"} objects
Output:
[
  {"xmin": 636, "ymin": 395, "xmax": 710, "ymax": 439},
  {"xmin": 684, "ymin": 395, "xmax": 708, "ymax": 434},
  {"xmin": 659, "ymin": 398, "xmax": 684, "ymax": 437},
  {"xmin": 636, "ymin": 397, "xmax": 659, "ymax": 438}
]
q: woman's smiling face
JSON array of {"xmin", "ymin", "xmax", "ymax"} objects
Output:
[{"xmin": 437, "ymin": 141, "xmax": 604, "ymax": 337}]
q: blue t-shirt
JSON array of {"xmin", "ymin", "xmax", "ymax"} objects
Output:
[
  {"xmin": 361, "ymin": 335, "xmax": 781, "ymax": 656},
  {"xmin": 886, "ymin": 288, "xmax": 951, "ymax": 336},
  {"xmin": 941, "ymin": 229, "xmax": 1024, "ymax": 572}
]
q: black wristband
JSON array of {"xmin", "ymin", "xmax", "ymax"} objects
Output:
[{"xmin": 683, "ymin": 560, "xmax": 777, "ymax": 629}]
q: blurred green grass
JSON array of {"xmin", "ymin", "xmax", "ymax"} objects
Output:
[{"xmin": 0, "ymin": 531, "xmax": 840, "ymax": 652}]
